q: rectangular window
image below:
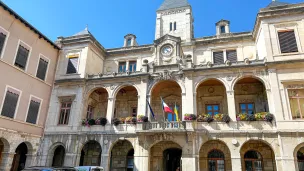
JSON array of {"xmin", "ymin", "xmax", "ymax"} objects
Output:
[
  {"xmin": 220, "ymin": 26, "xmax": 226, "ymax": 33},
  {"xmin": 26, "ymin": 100, "xmax": 40, "ymax": 124},
  {"xmin": 14, "ymin": 45, "xmax": 29, "ymax": 70},
  {"xmin": 1, "ymin": 90, "xmax": 19, "ymax": 118},
  {"xmin": 66, "ymin": 57, "xmax": 78, "ymax": 74},
  {"xmin": 129, "ymin": 61, "xmax": 137, "ymax": 72},
  {"xmin": 131, "ymin": 107, "xmax": 137, "ymax": 117},
  {"xmin": 278, "ymin": 30, "xmax": 298, "ymax": 53},
  {"xmin": 170, "ymin": 22, "xmax": 172, "ymax": 31},
  {"xmin": 240, "ymin": 103, "xmax": 254, "ymax": 114},
  {"xmin": 36, "ymin": 58, "xmax": 48, "ymax": 81},
  {"xmin": 174, "ymin": 22, "xmax": 177, "ymax": 31},
  {"xmin": 213, "ymin": 51, "xmax": 224, "ymax": 64},
  {"xmin": 118, "ymin": 62, "xmax": 126, "ymax": 73},
  {"xmin": 127, "ymin": 39, "xmax": 132, "ymax": 46},
  {"xmin": 0, "ymin": 33, "xmax": 6, "ymax": 56},
  {"xmin": 289, "ymin": 89, "xmax": 304, "ymax": 119},
  {"xmin": 206, "ymin": 104, "xmax": 220, "ymax": 116},
  {"xmin": 58, "ymin": 102, "xmax": 71, "ymax": 125},
  {"xmin": 226, "ymin": 50, "xmax": 237, "ymax": 62},
  {"xmin": 87, "ymin": 105, "xmax": 94, "ymax": 119}
]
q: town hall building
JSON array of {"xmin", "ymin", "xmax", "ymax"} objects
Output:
[{"xmin": 15, "ymin": 0, "xmax": 304, "ymax": 170}]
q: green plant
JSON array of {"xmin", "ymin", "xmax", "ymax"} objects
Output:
[
  {"xmin": 137, "ymin": 115, "xmax": 149, "ymax": 122},
  {"xmin": 222, "ymin": 114, "xmax": 231, "ymax": 123},
  {"xmin": 214, "ymin": 114, "xmax": 224, "ymax": 121},
  {"xmin": 99, "ymin": 117, "xmax": 108, "ymax": 126},
  {"xmin": 197, "ymin": 114, "xmax": 214, "ymax": 123},
  {"xmin": 254, "ymin": 112, "xmax": 267, "ymax": 120},
  {"xmin": 246, "ymin": 114, "xmax": 256, "ymax": 121},
  {"xmin": 236, "ymin": 113, "xmax": 247, "ymax": 121},
  {"xmin": 265, "ymin": 113, "xmax": 274, "ymax": 122},
  {"xmin": 184, "ymin": 114, "xmax": 197, "ymax": 121}
]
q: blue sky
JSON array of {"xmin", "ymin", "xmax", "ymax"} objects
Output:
[{"xmin": 2, "ymin": 0, "xmax": 303, "ymax": 48}]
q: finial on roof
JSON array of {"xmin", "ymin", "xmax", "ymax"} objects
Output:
[{"xmin": 85, "ymin": 24, "xmax": 88, "ymax": 31}]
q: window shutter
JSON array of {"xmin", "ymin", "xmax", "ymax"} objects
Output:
[
  {"xmin": 26, "ymin": 100, "xmax": 40, "ymax": 124},
  {"xmin": 15, "ymin": 45, "xmax": 29, "ymax": 70},
  {"xmin": 1, "ymin": 91, "xmax": 19, "ymax": 118},
  {"xmin": 227, "ymin": 50, "xmax": 237, "ymax": 62},
  {"xmin": 0, "ymin": 33, "xmax": 6, "ymax": 56},
  {"xmin": 36, "ymin": 58, "xmax": 48, "ymax": 80},
  {"xmin": 278, "ymin": 30, "xmax": 298, "ymax": 53},
  {"xmin": 213, "ymin": 52, "xmax": 224, "ymax": 64},
  {"xmin": 66, "ymin": 57, "xmax": 78, "ymax": 74}
]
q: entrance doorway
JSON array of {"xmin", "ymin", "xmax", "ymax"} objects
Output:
[
  {"xmin": 11, "ymin": 143, "xmax": 28, "ymax": 171},
  {"xmin": 52, "ymin": 145, "xmax": 65, "ymax": 167},
  {"xmin": 163, "ymin": 148, "xmax": 182, "ymax": 171}
]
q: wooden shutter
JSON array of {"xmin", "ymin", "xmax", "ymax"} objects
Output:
[
  {"xmin": 278, "ymin": 30, "xmax": 298, "ymax": 53},
  {"xmin": 1, "ymin": 91, "xmax": 19, "ymax": 118},
  {"xmin": 227, "ymin": 50, "xmax": 237, "ymax": 62},
  {"xmin": 15, "ymin": 45, "xmax": 29, "ymax": 70},
  {"xmin": 213, "ymin": 51, "xmax": 224, "ymax": 64},
  {"xmin": 66, "ymin": 57, "xmax": 78, "ymax": 74},
  {"xmin": 0, "ymin": 33, "xmax": 6, "ymax": 56},
  {"xmin": 36, "ymin": 58, "xmax": 48, "ymax": 80},
  {"xmin": 26, "ymin": 100, "xmax": 40, "ymax": 124}
]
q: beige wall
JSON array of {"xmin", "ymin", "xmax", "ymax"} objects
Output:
[{"xmin": 0, "ymin": 6, "xmax": 58, "ymax": 136}]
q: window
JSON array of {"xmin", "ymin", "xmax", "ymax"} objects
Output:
[
  {"xmin": 1, "ymin": 90, "xmax": 19, "ymax": 118},
  {"xmin": 297, "ymin": 147, "xmax": 304, "ymax": 171},
  {"xmin": 127, "ymin": 38, "xmax": 132, "ymax": 46},
  {"xmin": 208, "ymin": 150, "xmax": 225, "ymax": 171},
  {"xmin": 36, "ymin": 58, "xmax": 48, "ymax": 81},
  {"xmin": 206, "ymin": 104, "xmax": 220, "ymax": 117},
  {"xmin": 226, "ymin": 50, "xmax": 237, "ymax": 62},
  {"xmin": 118, "ymin": 62, "xmax": 126, "ymax": 73},
  {"xmin": 220, "ymin": 26, "xmax": 226, "ymax": 34},
  {"xmin": 129, "ymin": 61, "xmax": 136, "ymax": 72},
  {"xmin": 26, "ymin": 100, "xmax": 40, "ymax": 124},
  {"xmin": 131, "ymin": 107, "xmax": 137, "ymax": 117},
  {"xmin": 288, "ymin": 89, "xmax": 304, "ymax": 119},
  {"xmin": 58, "ymin": 102, "xmax": 71, "ymax": 125},
  {"xmin": 87, "ymin": 105, "xmax": 94, "ymax": 119},
  {"xmin": 127, "ymin": 149, "xmax": 134, "ymax": 171},
  {"xmin": 278, "ymin": 30, "xmax": 298, "ymax": 53},
  {"xmin": 174, "ymin": 22, "xmax": 177, "ymax": 31},
  {"xmin": 244, "ymin": 151, "xmax": 263, "ymax": 171},
  {"xmin": 170, "ymin": 22, "xmax": 173, "ymax": 31},
  {"xmin": 240, "ymin": 103, "xmax": 254, "ymax": 114},
  {"xmin": 15, "ymin": 45, "xmax": 29, "ymax": 70},
  {"xmin": 66, "ymin": 56, "xmax": 78, "ymax": 74},
  {"xmin": 0, "ymin": 33, "xmax": 6, "ymax": 56},
  {"xmin": 213, "ymin": 52, "xmax": 224, "ymax": 64}
]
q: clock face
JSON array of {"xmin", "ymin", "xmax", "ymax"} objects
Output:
[{"xmin": 161, "ymin": 45, "xmax": 173, "ymax": 56}]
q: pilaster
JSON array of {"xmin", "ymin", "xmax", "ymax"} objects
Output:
[
  {"xmin": 226, "ymin": 91, "xmax": 237, "ymax": 121},
  {"xmin": 106, "ymin": 97, "xmax": 116, "ymax": 124}
]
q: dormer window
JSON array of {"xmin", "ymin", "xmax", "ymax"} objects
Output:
[
  {"xmin": 220, "ymin": 26, "xmax": 226, "ymax": 34},
  {"xmin": 127, "ymin": 38, "xmax": 132, "ymax": 47},
  {"xmin": 124, "ymin": 34, "xmax": 137, "ymax": 47},
  {"xmin": 216, "ymin": 19, "xmax": 230, "ymax": 36}
]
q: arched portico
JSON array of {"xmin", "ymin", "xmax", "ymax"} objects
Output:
[
  {"xmin": 0, "ymin": 138, "xmax": 10, "ymax": 170},
  {"xmin": 11, "ymin": 142, "xmax": 33, "ymax": 171},
  {"xmin": 85, "ymin": 87, "xmax": 109, "ymax": 120},
  {"xmin": 79, "ymin": 140, "xmax": 101, "ymax": 166},
  {"xmin": 109, "ymin": 140, "xmax": 134, "ymax": 170}
]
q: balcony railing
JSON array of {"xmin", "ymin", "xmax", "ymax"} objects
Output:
[{"xmin": 136, "ymin": 121, "xmax": 186, "ymax": 132}]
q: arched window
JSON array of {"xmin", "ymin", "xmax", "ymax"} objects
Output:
[
  {"xmin": 244, "ymin": 150, "xmax": 263, "ymax": 171},
  {"xmin": 127, "ymin": 149, "xmax": 134, "ymax": 171},
  {"xmin": 297, "ymin": 147, "xmax": 304, "ymax": 171},
  {"xmin": 208, "ymin": 149, "xmax": 225, "ymax": 171}
]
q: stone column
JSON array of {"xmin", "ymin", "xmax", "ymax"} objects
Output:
[
  {"xmin": 231, "ymin": 155, "xmax": 242, "ymax": 171},
  {"xmin": 226, "ymin": 91, "xmax": 237, "ymax": 121},
  {"xmin": 137, "ymin": 82, "xmax": 147, "ymax": 117},
  {"xmin": 0, "ymin": 152, "xmax": 15, "ymax": 170},
  {"xmin": 25, "ymin": 154, "xmax": 34, "ymax": 167},
  {"xmin": 134, "ymin": 144, "xmax": 149, "ymax": 171},
  {"xmin": 268, "ymin": 69, "xmax": 284, "ymax": 121},
  {"xmin": 182, "ymin": 76, "xmax": 195, "ymax": 120},
  {"xmin": 106, "ymin": 97, "xmax": 115, "ymax": 124},
  {"xmin": 182, "ymin": 154, "xmax": 197, "ymax": 171},
  {"xmin": 101, "ymin": 149, "xmax": 110, "ymax": 171},
  {"xmin": 64, "ymin": 153, "xmax": 78, "ymax": 167}
]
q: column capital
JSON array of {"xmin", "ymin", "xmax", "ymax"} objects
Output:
[
  {"xmin": 226, "ymin": 90, "xmax": 234, "ymax": 95},
  {"xmin": 108, "ymin": 97, "xmax": 116, "ymax": 101}
]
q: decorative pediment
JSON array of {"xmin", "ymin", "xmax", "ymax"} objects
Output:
[{"xmin": 154, "ymin": 34, "xmax": 181, "ymax": 45}]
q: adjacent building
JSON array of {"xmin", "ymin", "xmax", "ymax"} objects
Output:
[{"xmin": 0, "ymin": 2, "xmax": 60, "ymax": 170}]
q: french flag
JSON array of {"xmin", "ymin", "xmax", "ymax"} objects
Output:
[{"xmin": 161, "ymin": 98, "xmax": 174, "ymax": 113}]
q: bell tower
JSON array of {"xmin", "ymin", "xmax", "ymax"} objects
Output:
[{"xmin": 155, "ymin": 0, "xmax": 194, "ymax": 42}]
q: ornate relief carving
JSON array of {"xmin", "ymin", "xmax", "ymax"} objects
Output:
[
  {"xmin": 161, "ymin": 9, "xmax": 186, "ymax": 16},
  {"xmin": 110, "ymin": 85, "xmax": 116, "ymax": 90},
  {"xmin": 226, "ymin": 75, "xmax": 233, "ymax": 82},
  {"xmin": 286, "ymin": 84, "xmax": 304, "ymax": 89},
  {"xmin": 152, "ymin": 133, "xmax": 174, "ymax": 141}
]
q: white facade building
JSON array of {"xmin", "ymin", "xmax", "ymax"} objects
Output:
[{"xmin": 36, "ymin": 0, "xmax": 304, "ymax": 171}]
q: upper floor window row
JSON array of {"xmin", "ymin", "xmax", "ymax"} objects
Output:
[
  {"xmin": 118, "ymin": 61, "xmax": 137, "ymax": 73},
  {"xmin": 278, "ymin": 30, "xmax": 298, "ymax": 54},
  {"xmin": 213, "ymin": 49, "xmax": 237, "ymax": 64}
]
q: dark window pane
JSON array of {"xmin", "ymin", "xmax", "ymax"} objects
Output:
[
  {"xmin": 26, "ymin": 100, "xmax": 40, "ymax": 124},
  {"xmin": 129, "ymin": 62, "xmax": 137, "ymax": 72},
  {"xmin": 207, "ymin": 105, "xmax": 212, "ymax": 110},
  {"xmin": 174, "ymin": 22, "xmax": 177, "ymax": 31},
  {"xmin": 227, "ymin": 50, "xmax": 237, "ymax": 62},
  {"xmin": 15, "ymin": 45, "xmax": 29, "ymax": 70},
  {"xmin": 248, "ymin": 104, "xmax": 254, "ymax": 109},
  {"xmin": 127, "ymin": 39, "xmax": 131, "ymax": 46},
  {"xmin": 278, "ymin": 30, "xmax": 298, "ymax": 53},
  {"xmin": 213, "ymin": 51, "xmax": 224, "ymax": 64},
  {"xmin": 208, "ymin": 150, "xmax": 225, "ymax": 158},
  {"xmin": 66, "ymin": 57, "xmax": 78, "ymax": 74},
  {"xmin": 208, "ymin": 160, "xmax": 216, "ymax": 171},
  {"xmin": 36, "ymin": 58, "xmax": 48, "ymax": 80},
  {"xmin": 220, "ymin": 26, "xmax": 226, "ymax": 33},
  {"xmin": 1, "ymin": 91, "xmax": 19, "ymax": 118},
  {"xmin": 170, "ymin": 22, "xmax": 172, "ymax": 31},
  {"xmin": 245, "ymin": 161, "xmax": 253, "ymax": 171},
  {"xmin": 0, "ymin": 33, "xmax": 6, "ymax": 56},
  {"xmin": 119, "ymin": 62, "xmax": 126, "ymax": 72}
]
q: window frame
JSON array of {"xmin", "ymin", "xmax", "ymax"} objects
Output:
[
  {"xmin": 58, "ymin": 101, "xmax": 72, "ymax": 125},
  {"xmin": 0, "ymin": 85, "xmax": 22, "ymax": 119},
  {"xmin": 131, "ymin": 107, "xmax": 137, "ymax": 117},
  {"xmin": 66, "ymin": 54, "xmax": 79, "ymax": 74},
  {"xmin": 35, "ymin": 54, "xmax": 50, "ymax": 81},
  {"xmin": 208, "ymin": 149, "xmax": 225, "ymax": 171},
  {"xmin": 118, "ymin": 61, "xmax": 127, "ymax": 73},
  {"xmin": 220, "ymin": 25, "xmax": 226, "ymax": 34},
  {"xmin": 25, "ymin": 95, "xmax": 43, "ymax": 125},
  {"xmin": 212, "ymin": 51, "xmax": 224, "ymax": 64},
  {"xmin": 87, "ymin": 105, "xmax": 94, "ymax": 119},
  {"xmin": 244, "ymin": 150, "xmax": 263, "ymax": 171},
  {"xmin": 170, "ymin": 22, "xmax": 173, "ymax": 31},
  {"xmin": 174, "ymin": 22, "xmax": 177, "ymax": 31},
  {"xmin": 13, "ymin": 40, "xmax": 32, "ymax": 71},
  {"xmin": 0, "ymin": 26, "xmax": 10, "ymax": 59},
  {"xmin": 277, "ymin": 29, "xmax": 299, "ymax": 54},
  {"xmin": 276, "ymin": 25, "xmax": 302, "ymax": 55},
  {"xmin": 205, "ymin": 104, "xmax": 220, "ymax": 117},
  {"xmin": 239, "ymin": 103, "xmax": 255, "ymax": 114},
  {"xmin": 129, "ymin": 61, "xmax": 137, "ymax": 72},
  {"xmin": 127, "ymin": 38, "xmax": 132, "ymax": 46},
  {"xmin": 288, "ymin": 89, "xmax": 304, "ymax": 119}
]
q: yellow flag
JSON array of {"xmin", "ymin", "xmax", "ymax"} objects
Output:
[{"xmin": 174, "ymin": 103, "xmax": 179, "ymax": 121}]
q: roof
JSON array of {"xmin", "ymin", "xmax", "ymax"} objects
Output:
[
  {"xmin": 266, "ymin": 1, "xmax": 290, "ymax": 8},
  {"xmin": 73, "ymin": 27, "xmax": 91, "ymax": 36},
  {"xmin": 0, "ymin": 1, "xmax": 60, "ymax": 49},
  {"xmin": 157, "ymin": 0, "xmax": 190, "ymax": 11}
]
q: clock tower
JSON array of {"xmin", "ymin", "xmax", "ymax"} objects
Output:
[{"xmin": 155, "ymin": 0, "xmax": 194, "ymax": 42}]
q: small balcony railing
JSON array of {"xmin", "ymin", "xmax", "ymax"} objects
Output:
[{"xmin": 136, "ymin": 121, "xmax": 187, "ymax": 132}]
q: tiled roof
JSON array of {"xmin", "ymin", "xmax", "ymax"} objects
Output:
[
  {"xmin": 266, "ymin": 1, "xmax": 290, "ymax": 8},
  {"xmin": 157, "ymin": 0, "xmax": 190, "ymax": 11}
]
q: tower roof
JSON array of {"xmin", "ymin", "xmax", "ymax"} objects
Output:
[
  {"xmin": 73, "ymin": 26, "xmax": 91, "ymax": 36},
  {"xmin": 266, "ymin": 1, "xmax": 290, "ymax": 8},
  {"xmin": 157, "ymin": 0, "xmax": 190, "ymax": 11}
]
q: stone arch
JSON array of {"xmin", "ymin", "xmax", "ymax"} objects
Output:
[
  {"xmin": 293, "ymin": 142, "xmax": 304, "ymax": 171},
  {"xmin": 231, "ymin": 75, "xmax": 270, "ymax": 91},
  {"xmin": 195, "ymin": 77, "xmax": 229, "ymax": 93},
  {"xmin": 240, "ymin": 140, "xmax": 276, "ymax": 171},
  {"xmin": 11, "ymin": 141, "xmax": 33, "ymax": 170},
  {"xmin": 148, "ymin": 140, "xmax": 183, "ymax": 151},
  {"xmin": 199, "ymin": 140, "xmax": 232, "ymax": 171},
  {"xmin": 79, "ymin": 140, "xmax": 102, "ymax": 166},
  {"xmin": 46, "ymin": 142, "xmax": 66, "ymax": 166},
  {"xmin": 112, "ymin": 83, "xmax": 140, "ymax": 98},
  {"xmin": 85, "ymin": 85, "xmax": 110, "ymax": 100},
  {"xmin": 0, "ymin": 137, "xmax": 10, "ymax": 170},
  {"xmin": 109, "ymin": 140, "xmax": 134, "ymax": 171},
  {"xmin": 85, "ymin": 87, "xmax": 109, "ymax": 119},
  {"xmin": 0, "ymin": 137, "xmax": 10, "ymax": 153},
  {"xmin": 148, "ymin": 79, "xmax": 185, "ymax": 95}
]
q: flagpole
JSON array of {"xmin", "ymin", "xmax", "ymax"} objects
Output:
[{"xmin": 161, "ymin": 97, "xmax": 165, "ymax": 122}]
